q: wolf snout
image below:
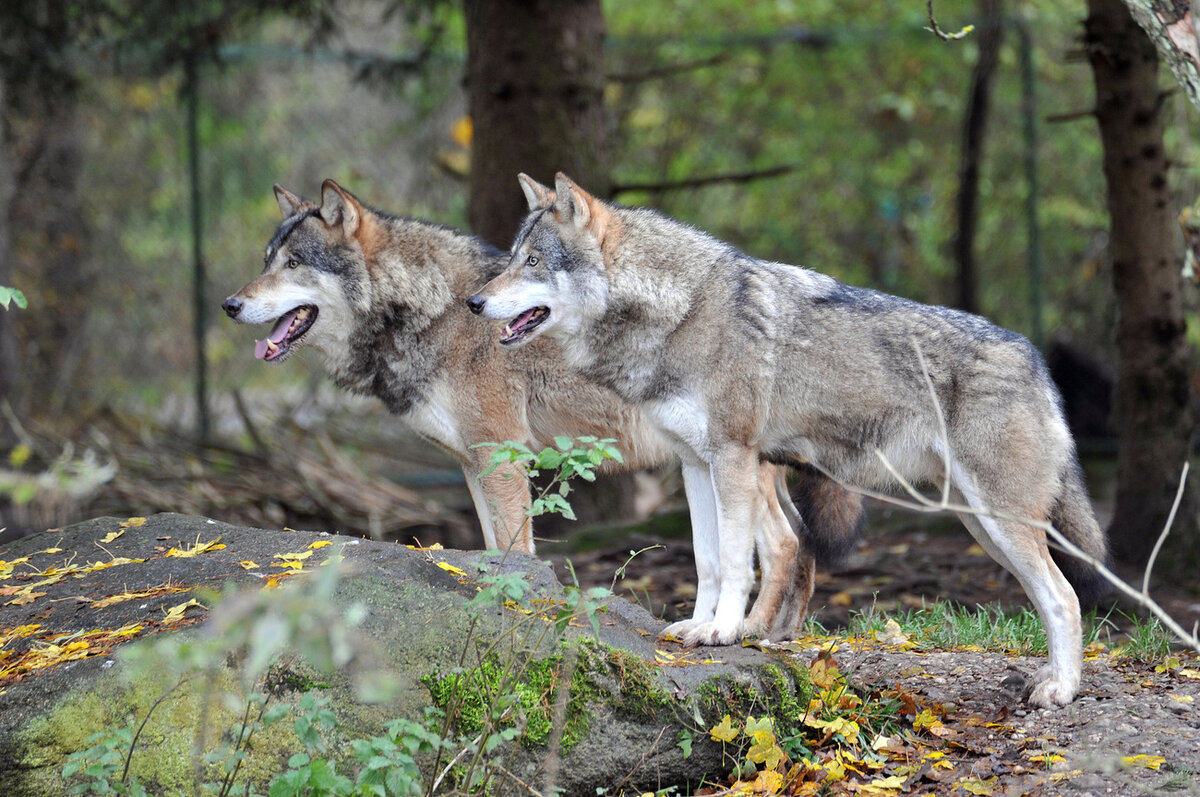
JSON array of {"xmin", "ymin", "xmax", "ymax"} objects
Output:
[
  {"xmin": 466, "ymin": 294, "xmax": 486, "ymax": 315},
  {"xmin": 221, "ymin": 297, "xmax": 243, "ymax": 319}
]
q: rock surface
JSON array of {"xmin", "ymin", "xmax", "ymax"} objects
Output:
[{"xmin": 0, "ymin": 514, "xmax": 807, "ymax": 796}]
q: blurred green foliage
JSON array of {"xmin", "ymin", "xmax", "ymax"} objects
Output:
[{"xmin": 10, "ymin": 0, "xmax": 1198, "ymax": 413}]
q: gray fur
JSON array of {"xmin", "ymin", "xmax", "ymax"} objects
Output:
[{"xmin": 471, "ymin": 173, "xmax": 1108, "ymax": 708}]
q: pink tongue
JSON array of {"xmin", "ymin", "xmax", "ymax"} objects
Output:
[
  {"xmin": 254, "ymin": 311, "xmax": 299, "ymax": 360},
  {"xmin": 512, "ymin": 308, "xmax": 537, "ymax": 329}
]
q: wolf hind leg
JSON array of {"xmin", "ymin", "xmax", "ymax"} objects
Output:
[
  {"xmin": 950, "ymin": 475, "xmax": 1082, "ymax": 708},
  {"xmin": 661, "ymin": 461, "xmax": 722, "ymax": 641}
]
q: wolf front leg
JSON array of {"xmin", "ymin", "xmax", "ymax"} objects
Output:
[
  {"xmin": 660, "ymin": 461, "xmax": 721, "ymax": 641},
  {"xmin": 668, "ymin": 446, "xmax": 760, "ymax": 647},
  {"xmin": 463, "ymin": 458, "xmax": 535, "ymax": 553}
]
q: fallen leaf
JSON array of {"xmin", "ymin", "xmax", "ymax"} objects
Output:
[
  {"xmin": 436, "ymin": 561, "xmax": 468, "ymax": 577},
  {"xmin": 956, "ymin": 776, "xmax": 998, "ymax": 795},
  {"xmin": 1121, "ymin": 754, "xmax": 1165, "ymax": 770},
  {"xmin": 270, "ymin": 561, "xmax": 306, "ymax": 570},
  {"xmin": 5, "ymin": 591, "xmax": 45, "ymax": 606},
  {"xmin": 162, "ymin": 599, "xmax": 207, "ymax": 623},
  {"xmin": 272, "ymin": 550, "xmax": 313, "ymax": 561},
  {"xmin": 37, "ymin": 547, "xmax": 63, "ymax": 555},
  {"xmin": 239, "ymin": 561, "xmax": 260, "ymax": 570},
  {"xmin": 307, "ymin": 540, "xmax": 333, "ymax": 549},
  {"xmin": 99, "ymin": 529, "xmax": 125, "ymax": 544},
  {"xmin": 164, "ymin": 538, "xmax": 225, "ymax": 558},
  {"xmin": 874, "ymin": 618, "xmax": 909, "ymax": 646},
  {"xmin": 120, "ymin": 517, "xmax": 147, "ymax": 528}
]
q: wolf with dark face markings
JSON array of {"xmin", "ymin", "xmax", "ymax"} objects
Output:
[
  {"xmin": 221, "ymin": 179, "xmax": 866, "ymax": 639},
  {"xmin": 467, "ymin": 173, "xmax": 1107, "ymax": 708}
]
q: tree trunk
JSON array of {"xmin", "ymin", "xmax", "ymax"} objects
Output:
[
  {"xmin": 1086, "ymin": 0, "xmax": 1198, "ymax": 570},
  {"xmin": 464, "ymin": 0, "xmax": 609, "ymax": 247},
  {"xmin": 1113, "ymin": 1, "xmax": 1200, "ymax": 111},
  {"xmin": 5, "ymin": 78, "xmax": 92, "ymax": 421},
  {"xmin": 953, "ymin": 0, "xmax": 1004, "ymax": 315},
  {"xmin": 0, "ymin": 76, "xmax": 16, "ymax": 425}
]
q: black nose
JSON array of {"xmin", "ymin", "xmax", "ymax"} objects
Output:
[
  {"xmin": 221, "ymin": 297, "xmax": 243, "ymax": 318},
  {"xmin": 466, "ymin": 294, "xmax": 485, "ymax": 315}
]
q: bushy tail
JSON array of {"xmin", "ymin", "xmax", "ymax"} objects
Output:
[
  {"xmin": 788, "ymin": 465, "xmax": 866, "ymax": 565},
  {"xmin": 1049, "ymin": 459, "xmax": 1110, "ymax": 608}
]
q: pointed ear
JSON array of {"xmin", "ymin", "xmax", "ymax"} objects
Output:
[
  {"xmin": 274, "ymin": 184, "xmax": 307, "ymax": 218},
  {"xmin": 553, "ymin": 173, "xmax": 595, "ymax": 230},
  {"xmin": 319, "ymin": 179, "xmax": 362, "ymax": 237},
  {"xmin": 517, "ymin": 173, "xmax": 555, "ymax": 210}
]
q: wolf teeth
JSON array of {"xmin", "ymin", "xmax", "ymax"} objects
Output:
[{"xmin": 504, "ymin": 325, "xmax": 513, "ymax": 337}]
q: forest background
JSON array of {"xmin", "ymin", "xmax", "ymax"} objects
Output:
[{"xmin": 1, "ymin": 0, "xmax": 1197, "ymax": 591}]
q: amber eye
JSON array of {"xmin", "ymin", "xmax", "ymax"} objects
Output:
[
  {"xmin": 526, "ymin": 255, "xmax": 539, "ymax": 267},
  {"xmin": 287, "ymin": 258, "xmax": 300, "ymax": 269}
]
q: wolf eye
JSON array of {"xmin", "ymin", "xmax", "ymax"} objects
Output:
[
  {"xmin": 286, "ymin": 258, "xmax": 300, "ymax": 269},
  {"xmin": 526, "ymin": 255, "xmax": 539, "ymax": 267}
]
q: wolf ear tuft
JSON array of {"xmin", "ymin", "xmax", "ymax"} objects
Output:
[
  {"xmin": 517, "ymin": 173, "xmax": 555, "ymax": 211},
  {"xmin": 274, "ymin": 185, "xmax": 307, "ymax": 218},
  {"xmin": 553, "ymin": 173, "xmax": 594, "ymax": 231},
  {"xmin": 320, "ymin": 179, "xmax": 361, "ymax": 237}
]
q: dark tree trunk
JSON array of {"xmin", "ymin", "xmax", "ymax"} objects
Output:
[
  {"xmin": 5, "ymin": 78, "xmax": 92, "ymax": 421},
  {"xmin": 0, "ymin": 76, "xmax": 16, "ymax": 426},
  {"xmin": 1085, "ymin": 0, "xmax": 1198, "ymax": 571},
  {"xmin": 954, "ymin": 0, "xmax": 1004, "ymax": 315},
  {"xmin": 464, "ymin": 0, "xmax": 609, "ymax": 247}
]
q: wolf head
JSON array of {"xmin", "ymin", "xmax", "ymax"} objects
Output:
[
  {"xmin": 221, "ymin": 179, "xmax": 374, "ymax": 365},
  {"xmin": 466, "ymin": 173, "xmax": 614, "ymax": 347}
]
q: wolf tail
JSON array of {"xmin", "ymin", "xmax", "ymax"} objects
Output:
[
  {"xmin": 1048, "ymin": 459, "xmax": 1109, "ymax": 608},
  {"xmin": 788, "ymin": 465, "xmax": 866, "ymax": 565}
]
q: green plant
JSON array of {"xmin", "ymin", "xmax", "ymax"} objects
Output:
[
  {"xmin": 61, "ymin": 439, "xmax": 625, "ymax": 796},
  {"xmin": 0, "ymin": 285, "xmax": 26, "ymax": 310}
]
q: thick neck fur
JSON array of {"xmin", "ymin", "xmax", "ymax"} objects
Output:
[
  {"xmin": 328, "ymin": 212, "xmax": 502, "ymax": 414},
  {"xmin": 564, "ymin": 206, "xmax": 729, "ymax": 402}
]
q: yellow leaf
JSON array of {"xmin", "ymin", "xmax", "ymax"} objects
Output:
[
  {"xmin": 1178, "ymin": 668, "xmax": 1200, "ymax": 680},
  {"xmin": 307, "ymin": 540, "xmax": 333, "ymax": 549},
  {"xmin": 1171, "ymin": 694, "xmax": 1195, "ymax": 704},
  {"xmin": 405, "ymin": 542, "xmax": 444, "ymax": 551},
  {"xmin": 239, "ymin": 560, "xmax": 260, "ymax": 570},
  {"xmin": 964, "ymin": 543, "xmax": 987, "ymax": 556},
  {"xmin": 162, "ymin": 598, "xmax": 207, "ymax": 623},
  {"xmin": 121, "ymin": 517, "xmax": 147, "ymax": 528},
  {"xmin": 829, "ymin": 590, "xmax": 854, "ymax": 607},
  {"xmin": 869, "ymin": 774, "xmax": 908, "ymax": 790},
  {"xmin": 271, "ymin": 561, "xmax": 305, "ymax": 570},
  {"xmin": 273, "ymin": 549, "xmax": 313, "ymax": 561},
  {"xmin": 1029, "ymin": 752, "xmax": 1065, "ymax": 766},
  {"xmin": 100, "ymin": 529, "xmax": 125, "ymax": 544},
  {"xmin": 709, "ymin": 714, "xmax": 739, "ymax": 743},
  {"xmin": 165, "ymin": 538, "xmax": 225, "ymax": 558},
  {"xmin": 751, "ymin": 769, "xmax": 784, "ymax": 793},
  {"xmin": 451, "ymin": 115, "xmax": 473, "ymax": 148},
  {"xmin": 38, "ymin": 547, "xmax": 63, "ymax": 555},
  {"xmin": 436, "ymin": 561, "xmax": 468, "ymax": 577},
  {"xmin": 957, "ymin": 776, "xmax": 998, "ymax": 795},
  {"xmin": 1122, "ymin": 754, "xmax": 1165, "ymax": 770}
]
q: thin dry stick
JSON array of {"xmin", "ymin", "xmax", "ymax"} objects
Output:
[
  {"xmin": 1141, "ymin": 460, "xmax": 1189, "ymax": 598},
  {"xmin": 910, "ymin": 337, "xmax": 952, "ymax": 506}
]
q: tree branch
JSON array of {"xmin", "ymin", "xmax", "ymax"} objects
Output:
[{"xmin": 611, "ymin": 164, "xmax": 798, "ymax": 195}]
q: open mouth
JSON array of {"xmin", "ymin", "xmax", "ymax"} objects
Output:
[
  {"xmin": 255, "ymin": 305, "xmax": 318, "ymax": 362},
  {"xmin": 500, "ymin": 306, "xmax": 550, "ymax": 346}
]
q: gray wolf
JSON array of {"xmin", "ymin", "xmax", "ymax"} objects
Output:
[
  {"xmin": 467, "ymin": 173, "xmax": 1107, "ymax": 708},
  {"xmin": 220, "ymin": 180, "xmax": 864, "ymax": 639}
]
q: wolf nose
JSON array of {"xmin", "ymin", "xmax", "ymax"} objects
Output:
[
  {"xmin": 466, "ymin": 294, "xmax": 486, "ymax": 315},
  {"xmin": 221, "ymin": 297, "xmax": 243, "ymax": 318}
]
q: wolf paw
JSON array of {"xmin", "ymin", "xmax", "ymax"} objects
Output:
[
  {"xmin": 680, "ymin": 620, "xmax": 743, "ymax": 647},
  {"xmin": 1028, "ymin": 678, "xmax": 1077, "ymax": 708}
]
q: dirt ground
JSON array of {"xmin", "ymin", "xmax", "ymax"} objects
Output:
[{"xmin": 544, "ymin": 507, "xmax": 1200, "ymax": 796}]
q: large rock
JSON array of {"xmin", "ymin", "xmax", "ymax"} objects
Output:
[{"xmin": 0, "ymin": 514, "xmax": 811, "ymax": 795}]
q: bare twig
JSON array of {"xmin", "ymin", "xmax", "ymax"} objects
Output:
[
  {"xmin": 924, "ymin": 0, "xmax": 975, "ymax": 41},
  {"xmin": 1141, "ymin": 461, "xmax": 1189, "ymax": 598}
]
